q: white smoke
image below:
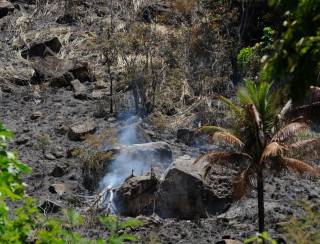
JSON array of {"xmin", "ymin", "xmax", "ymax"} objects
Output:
[{"xmin": 100, "ymin": 119, "xmax": 150, "ymax": 189}]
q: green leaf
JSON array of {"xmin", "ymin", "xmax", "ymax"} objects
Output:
[
  {"xmin": 99, "ymin": 215, "xmax": 118, "ymax": 234},
  {"xmin": 119, "ymin": 233, "xmax": 138, "ymax": 241},
  {"xmin": 63, "ymin": 208, "xmax": 84, "ymax": 226},
  {"xmin": 120, "ymin": 218, "xmax": 143, "ymax": 229}
]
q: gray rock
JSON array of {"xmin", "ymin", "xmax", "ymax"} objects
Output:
[
  {"xmin": 155, "ymin": 155, "xmax": 232, "ymax": 219},
  {"xmin": 55, "ymin": 123, "xmax": 69, "ymax": 136},
  {"xmin": 31, "ymin": 111, "xmax": 42, "ymax": 120},
  {"xmin": 0, "ymin": 61, "xmax": 34, "ymax": 86},
  {"xmin": 21, "ymin": 37, "xmax": 62, "ymax": 60},
  {"xmin": 95, "ymin": 79, "xmax": 108, "ymax": 89},
  {"xmin": 68, "ymin": 120, "xmax": 96, "ymax": 141},
  {"xmin": 71, "ymin": 79, "xmax": 87, "ymax": 99},
  {"xmin": 51, "ymin": 146, "xmax": 65, "ymax": 159},
  {"xmin": 50, "ymin": 165, "xmax": 66, "ymax": 178},
  {"xmin": 49, "ymin": 183, "xmax": 67, "ymax": 196},
  {"xmin": 30, "ymin": 56, "xmax": 95, "ymax": 86},
  {"xmin": 0, "ymin": 0, "xmax": 14, "ymax": 19},
  {"xmin": 114, "ymin": 175, "xmax": 159, "ymax": 216},
  {"xmin": 44, "ymin": 153, "xmax": 56, "ymax": 160},
  {"xmin": 118, "ymin": 123, "xmax": 151, "ymax": 144},
  {"xmin": 90, "ymin": 89, "xmax": 108, "ymax": 100},
  {"xmin": 116, "ymin": 142, "xmax": 172, "ymax": 168},
  {"xmin": 16, "ymin": 135, "xmax": 29, "ymax": 145}
]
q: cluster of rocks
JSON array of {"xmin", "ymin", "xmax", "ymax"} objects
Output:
[{"xmin": 113, "ymin": 148, "xmax": 234, "ymax": 219}]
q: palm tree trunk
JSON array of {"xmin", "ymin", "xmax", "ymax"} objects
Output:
[{"xmin": 257, "ymin": 168, "xmax": 265, "ymax": 233}]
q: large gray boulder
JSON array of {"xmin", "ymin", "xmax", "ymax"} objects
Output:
[
  {"xmin": 155, "ymin": 155, "xmax": 232, "ymax": 219},
  {"xmin": 71, "ymin": 79, "xmax": 87, "ymax": 99},
  {"xmin": 117, "ymin": 142, "xmax": 172, "ymax": 168},
  {"xmin": 0, "ymin": 61, "xmax": 34, "ymax": 86},
  {"xmin": 0, "ymin": 0, "xmax": 14, "ymax": 19},
  {"xmin": 114, "ymin": 175, "xmax": 159, "ymax": 216},
  {"xmin": 21, "ymin": 37, "xmax": 62, "ymax": 60},
  {"xmin": 68, "ymin": 120, "xmax": 96, "ymax": 141},
  {"xmin": 31, "ymin": 56, "xmax": 95, "ymax": 86}
]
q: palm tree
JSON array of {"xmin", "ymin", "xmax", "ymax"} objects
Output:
[{"xmin": 195, "ymin": 80, "xmax": 319, "ymax": 232}]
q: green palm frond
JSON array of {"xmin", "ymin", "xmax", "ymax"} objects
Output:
[
  {"xmin": 238, "ymin": 80, "xmax": 275, "ymax": 133},
  {"xmin": 219, "ymin": 96, "xmax": 244, "ymax": 120}
]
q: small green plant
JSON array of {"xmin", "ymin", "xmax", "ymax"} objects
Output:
[
  {"xmin": 99, "ymin": 215, "xmax": 144, "ymax": 243},
  {"xmin": 37, "ymin": 209, "xmax": 102, "ymax": 244},
  {"xmin": 237, "ymin": 47, "xmax": 256, "ymax": 65},
  {"xmin": 244, "ymin": 232, "xmax": 277, "ymax": 244}
]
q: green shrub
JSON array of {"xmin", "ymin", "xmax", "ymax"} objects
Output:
[
  {"xmin": 237, "ymin": 47, "xmax": 256, "ymax": 66},
  {"xmin": 0, "ymin": 123, "xmax": 142, "ymax": 243},
  {"xmin": 262, "ymin": 0, "xmax": 320, "ymax": 102},
  {"xmin": 0, "ymin": 123, "xmax": 38, "ymax": 243},
  {"xmin": 244, "ymin": 232, "xmax": 277, "ymax": 244},
  {"xmin": 99, "ymin": 215, "xmax": 144, "ymax": 243}
]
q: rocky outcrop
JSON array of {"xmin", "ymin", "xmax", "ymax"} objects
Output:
[
  {"xmin": 68, "ymin": 120, "xmax": 96, "ymax": 141},
  {"xmin": 49, "ymin": 183, "xmax": 67, "ymax": 196},
  {"xmin": 71, "ymin": 79, "xmax": 87, "ymax": 99},
  {"xmin": 31, "ymin": 56, "xmax": 95, "ymax": 86},
  {"xmin": 21, "ymin": 37, "xmax": 62, "ymax": 60},
  {"xmin": 111, "ymin": 154, "xmax": 233, "ymax": 219},
  {"xmin": 114, "ymin": 175, "xmax": 159, "ymax": 216},
  {"xmin": 155, "ymin": 155, "xmax": 232, "ymax": 219},
  {"xmin": 0, "ymin": 61, "xmax": 34, "ymax": 86},
  {"xmin": 0, "ymin": 0, "xmax": 14, "ymax": 19}
]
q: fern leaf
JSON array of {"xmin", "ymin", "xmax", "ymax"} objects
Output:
[
  {"xmin": 219, "ymin": 96, "xmax": 244, "ymax": 119},
  {"xmin": 212, "ymin": 131, "xmax": 244, "ymax": 149},
  {"xmin": 198, "ymin": 125, "xmax": 228, "ymax": 135},
  {"xmin": 272, "ymin": 122, "xmax": 308, "ymax": 142},
  {"xmin": 277, "ymin": 99, "xmax": 292, "ymax": 121},
  {"xmin": 281, "ymin": 157, "xmax": 318, "ymax": 176},
  {"xmin": 261, "ymin": 142, "xmax": 284, "ymax": 161}
]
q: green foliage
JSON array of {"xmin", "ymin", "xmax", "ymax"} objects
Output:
[
  {"xmin": 244, "ymin": 232, "xmax": 277, "ymax": 244},
  {"xmin": 260, "ymin": 27, "xmax": 275, "ymax": 54},
  {"xmin": 237, "ymin": 47, "xmax": 256, "ymax": 65},
  {"xmin": 99, "ymin": 215, "xmax": 144, "ymax": 244},
  {"xmin": 0, "ymin": 123, "xmax": 116, "ymax": 244},
  {"xmin": 263, "ymin": 0, "xmax": 320, "ymax": 102},
  {"xmin": 0, "ymin": 123, "xmax": 37, "ymax": 243},
  {"xmin": 237, "ymin": 26, "xmax": 275, "ymax": 81},
  {"xmin": 237, "ymin": 80, "xmax": 275, "ymax": 133},
  {"xmin": 283, "ymin": 201, "xmax": 320, "ymax": 244},
  {"xmin": 63, "ymin": 208, "xmax": 84, "ymax": 227}
]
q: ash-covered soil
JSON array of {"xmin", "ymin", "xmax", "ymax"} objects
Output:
[{"xmin": 1, "ymin": 1, "xmax": 320, "ymax": 243}]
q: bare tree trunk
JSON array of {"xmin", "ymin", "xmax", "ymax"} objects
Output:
[
  {"xmin": 257, "ymin": 168, "xmax": 265, "ymax": 233},
  {"xmin": 108, "ymin": 65, "xmax": 113, "ymax": 114}
]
